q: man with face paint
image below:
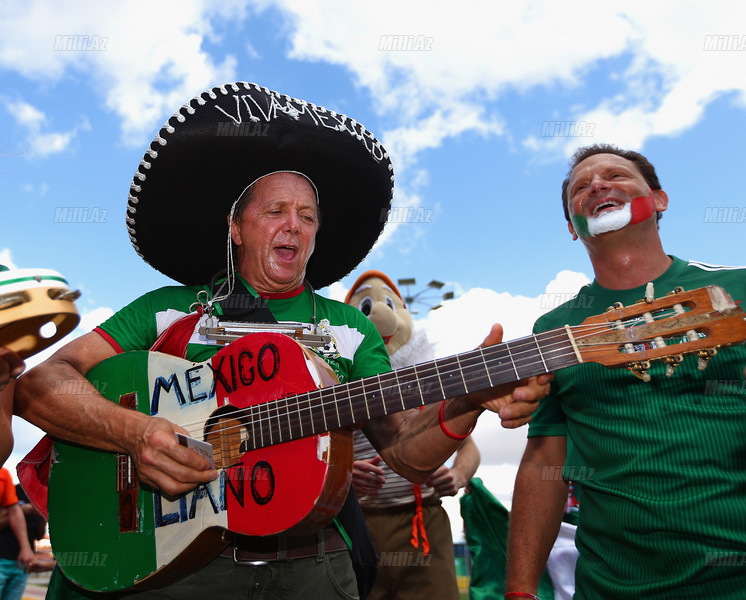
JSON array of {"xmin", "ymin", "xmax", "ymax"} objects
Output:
[{"xmin": 505, "ymin": 144, "xmax": 746, "ymax": 600}]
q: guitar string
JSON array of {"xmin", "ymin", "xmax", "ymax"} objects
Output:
[
  {"xmin": 177, "ymin": 306, "xmax": 696, "ymax": 448},
  {"xmin": 173, "ymin": 306, "xmax": 703, "ymax": 454},
  {"xmin": 178, "ymin": 328, "xmax": 577, "ymax": 440}
]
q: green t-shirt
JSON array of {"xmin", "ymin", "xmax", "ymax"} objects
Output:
[
  {"xmin": 530, "ymin": 256, "xmax": 746, "ymax": 599},
  {"xmin": 96, "ymin": 278, "xmax": 391, "ymax": 385}
]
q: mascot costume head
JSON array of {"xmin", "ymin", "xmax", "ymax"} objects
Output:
[{"xmin": 344, "ymin": 270, "xmax": 435, "ymax": 368}]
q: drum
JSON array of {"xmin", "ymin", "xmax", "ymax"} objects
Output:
[{"xmin": 0, "ymin": 269, "xmax": 81, "ymax": 359}]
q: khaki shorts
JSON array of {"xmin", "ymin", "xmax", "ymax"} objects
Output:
[{"xmin": 363, "ymin": 502, "xmax": 459, "ymax": 600}]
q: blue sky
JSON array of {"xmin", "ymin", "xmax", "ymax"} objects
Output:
[{"xmin": 2, "ymin": 0, "xmax": 746, "ymax": 535}]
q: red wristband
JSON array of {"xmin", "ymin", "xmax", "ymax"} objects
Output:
[
  {"xmin": 504, "ymin": 593, "xmax": 540, "ymax": 600},
  {"xmin": 438, "ymin": 399, "xmax": 475, "ymax": 440}
]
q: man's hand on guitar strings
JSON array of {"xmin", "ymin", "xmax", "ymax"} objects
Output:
[
  {"xmin": 476, "ymin": 374, "xmax": 552, "ymax": 428},
  {"xmin": 472, "ymin": 323, "xmax": 552, "ymax": 428},
  {"xmin": 130, "ymin": 416, "xmax": 218, "ymax": 496}
]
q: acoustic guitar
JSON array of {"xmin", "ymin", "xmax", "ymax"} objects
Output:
[{"xmin": 47, "ymin": 285, "xmax": 746, "ymax": 591}]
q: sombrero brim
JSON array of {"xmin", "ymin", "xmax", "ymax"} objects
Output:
[{"xmin": 127, "ymin": 82, "xmax": 394, "ymax": 289}]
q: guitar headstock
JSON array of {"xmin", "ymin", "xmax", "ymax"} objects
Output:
[{"xmin": 573, "ymin": 285, "xmax": 746, "ymax": 380}]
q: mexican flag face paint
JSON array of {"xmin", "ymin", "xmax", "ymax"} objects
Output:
[{"xmin": 571, "ymin": 192, "xmax": 655, "ymax": 239}]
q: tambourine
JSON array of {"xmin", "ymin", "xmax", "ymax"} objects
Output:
[{"xmin": 0, "ymin": 269, "xmax": 81, "ymax": 359}]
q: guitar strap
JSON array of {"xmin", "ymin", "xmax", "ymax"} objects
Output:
[
  {"xmin": 16, "ymin": 435, "xmax": 53, "ymax": 519},
  {"xmin": 335, "ymin": 488, "xmax": 378, "ymax": 600},
  {"xmin": 215, "ymin": 289, "xmax": 278, "ymax": 324},
  {"xmin": 149, "ymin": 306, "xmax": 204, "ymax": 358},
  {"xmin": 210, "ymin": 272, "xmax": 278, "ymax": 324}
]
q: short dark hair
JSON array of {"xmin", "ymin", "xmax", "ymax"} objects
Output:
[{"xmin": 560, "ymin": 144, "xmax": 662, "ymax": 222}]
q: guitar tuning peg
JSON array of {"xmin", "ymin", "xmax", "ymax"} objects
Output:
[
  {"xmin": 628, "ymin": 361, "xmax": 652, "ymax": 382},
  {"xmin": 664, "ymin": 355, "xmax": 683, "ymax": 377},
  {"xmin": 635, "ymin": 283, "xmax": 656, "ymax": 305},
  {"xmin": 644, "ymin": 282, "xmax": 655, "ymax": 303},
  {"xmin": 697, "ymin": 348, "xmax": 718, "ymax": 370},
  {"xmin": 607, "ymin": 301, "xmax": 624, "ymax": 312}
]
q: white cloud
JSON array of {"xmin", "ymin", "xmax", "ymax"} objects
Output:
[
  {"xmin": 21, "ymin": 183, "xmax": 50, "ymax": 197},
  {"xmin": 258, "ymin": 0, "xmax": 746, "ymax": 260},
  {"xmin": 4, "ymin": 99, "xmax": 90, "ymax": 158},
  {"xmin": 4, "ymin": 0, "xmax": 745, "ymax": 258},
  {"xmin": 326, "ymin": 281, "xmax": 348, "ymax": 302},
  {"xmin": 541, "ymin": 270, "xmax": 592, "ymax": 310},
  {"xmin": 0, "ymin": 0, "xmax": 243, "ymax": 147},
  {"xmin": 270, "ymin": 0, "xmax": 746, "ymax": 166},
  {"xmin": 0, "ymin": 249, "xmax": 16, "ymax": 269},
  {"xmin": 278, "ymin": 2, "xmax": 628, "ymax": 109},
  {"xmin": 417, "ymin": 287, "xmax": 543, "ymax": 358},
  {"xmin": 78, "ymin": 307, "xmax": 114, "ymax": 332},
  {"xmin": 6, "ymin": 100, "xmax": 45, "ymax": 127}
]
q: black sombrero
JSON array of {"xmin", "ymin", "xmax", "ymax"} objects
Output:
[{"xmin": 126, "ymin": 82, "xmax": 394, "ymax": 289}]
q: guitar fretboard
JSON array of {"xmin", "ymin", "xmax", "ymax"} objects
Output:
[{"xmin": 242, "ymin": 327, "xmax": 578, "ymax": 450}]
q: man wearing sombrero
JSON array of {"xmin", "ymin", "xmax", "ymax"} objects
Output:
[{"xmin": 15, "ymin": 83, "xmax": 549, "ymax": 599}]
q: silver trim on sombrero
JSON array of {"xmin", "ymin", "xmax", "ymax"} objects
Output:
[{"xmin": 126, "ymin": 82, "xmax": 395, "ymax": 275}]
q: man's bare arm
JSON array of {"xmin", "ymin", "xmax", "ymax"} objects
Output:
[
  {"xmin": 506, "ymin": 435, "xmax": 569, "ymax": 595},
  {"xmin": 7, "ymin": 502, "xmax": 35, "ymax": 570},
  {"xmin": 365, "ymin": 324, "xmax": 550, "ymax": 483},
  {"xmin": 426, "ymin": 436, "xmax": 480, "ymax": 496},
  {"xmin": 14, "ymin": 332, "xmax": 217, "ymax": 495}
]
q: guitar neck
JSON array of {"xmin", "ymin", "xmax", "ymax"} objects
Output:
[{"xmin": 245, "ymin": 326, "xmax": 579, "ymax": 450}]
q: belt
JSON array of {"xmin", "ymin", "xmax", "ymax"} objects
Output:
[
  {"xmin": 361, "ymin": 495, "xmax": 442, "ymax": 514},
  {"xmin": 219, "ymin": 528, "xmax": 348, "ymax": 565}
]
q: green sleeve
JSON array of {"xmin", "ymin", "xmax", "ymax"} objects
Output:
[{"xmin": 96, "ymin": 286, "xmax": 196, "ymax": 352}]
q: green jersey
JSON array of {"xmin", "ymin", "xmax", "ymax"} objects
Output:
[{"xmin": 530, "ymin": 256, "xmax": 746, "ymax": 599}]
